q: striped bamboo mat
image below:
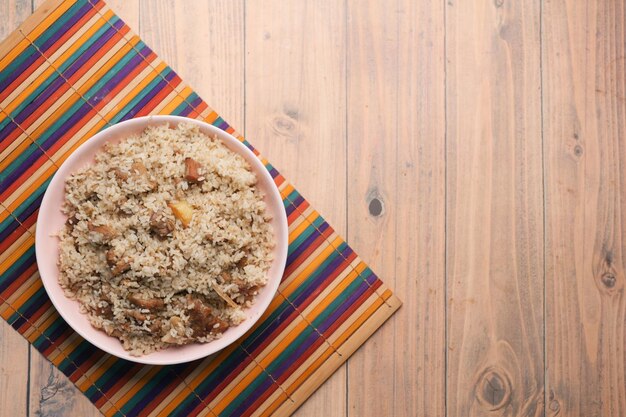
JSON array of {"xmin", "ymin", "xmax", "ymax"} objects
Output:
[{"xmin": 0, "ymin": 0, "xmax": 401, "ymax": 415}]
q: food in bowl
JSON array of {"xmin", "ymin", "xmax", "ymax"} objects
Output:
[{"xmin": 57, "ymin": 123, "xmax": 274, "ymax": 356}]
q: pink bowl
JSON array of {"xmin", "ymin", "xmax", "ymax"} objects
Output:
[{"xmin": 35, "ymin": 116, "xmax": 288, "ymax": 365}]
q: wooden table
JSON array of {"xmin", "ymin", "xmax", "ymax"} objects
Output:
[{"xmin": 1, "ymin": 1, "xmax": 625, "ymax": 416}]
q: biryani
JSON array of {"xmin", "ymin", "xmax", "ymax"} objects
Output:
[{"xmin": 57, "ymin": 123, "xmax": 274, "ymax": 356}]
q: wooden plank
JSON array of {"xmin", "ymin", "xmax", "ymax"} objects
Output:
[
  {"xmin": 445, "ymin": 1, "xmax": 544, "ymax": 416},
  {"xmin": 0, "ymin": 319, "xmax": 29, "ymax": 417},
  {"xmin": 140, "ymin": 0, "xmax": 244, "ymax": 129},
  {"xmin": 345, "ymin": 0, "xmax": 445, "ymax": 416},
  {"xmin": 343, "ymin": 0, "xmax": 422, "ymax": 414},
  {"xmin": 345, "ymin": 1, "xmax": 398, "ymax": 413},
  {"xmin": 393, "ymin": 0, "xmax": 445, "ymax": 414},
  {"xmin": 244, "ymin": 1, "xmax": 347, "ymax": 415},
  {"xmin": 542, "ymin": 1, "xmax": 626, "ymax": 415}
]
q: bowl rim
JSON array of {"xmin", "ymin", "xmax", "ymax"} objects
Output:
[{"xmin": 35, "ymin": 115, "xmax": 288, "ymax": 365}]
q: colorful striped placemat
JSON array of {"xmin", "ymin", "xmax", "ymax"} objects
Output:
[{"xmin": 0, "ymin": 0, "xmax": 401, "ymax": 415}]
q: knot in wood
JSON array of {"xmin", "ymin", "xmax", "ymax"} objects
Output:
[
  {"xmin": 271, "ymin": 114, "xmax": 297, "ymax": 137},
  {"xmin": 573, "ymin": 144, "xmax": 584, "ymax": 157},
  {"xmin": 274, "ymin": 115, "xmax": 296, "ymax": 133},
  {"xmin": 475, "ymin": 367, "xmax": 512, "ymax": 410},
  {"xmin": 368, "ymin": 198, "xmax": 383, "ymax": 217},
  {"xmin": 366, "ymin": 188, "xmax": 385, "ymax": 218},
  {"xmin": 601, "ymin": 273, "xmax": 616, "ymax": 288},
  {"xmin": 594, "ymin": 249, "xmax": 622, "ymax": 293},
  {"xmin": 549, "ymin": 399, "xmax": 560, "ymax": 412}
]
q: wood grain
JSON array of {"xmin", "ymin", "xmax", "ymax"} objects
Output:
[
  {"xmin": 344, "ymin": 1, "xmax": 397, "ymax": 415},
  {"xmin": 140, "ymin": 0, "xmax": 244, "ymax": 130},
  {"xmin": 244, "ymin": 0, "xmax": 347, "ymax": 230},
  {"xmin": 393, "ymin": 0, "xmax": 445, "ymax": 414},
  {"xmin": 345, "ymin": 0, "xmax": 445, "ymax": 416},
  {"xmin": 543, "ymin": 1, "xmax": 626, "ymax": 415},
  {"xmin": 445, "ymin": 0, "xmax": 544, "ymax": 416},
  {"xmin": 0, "ymin": 320, "xmax": 28, "ymax": 417},
  {"xmin": 244, "ymin": 1, "xmax": 347, "ymax": 414}
]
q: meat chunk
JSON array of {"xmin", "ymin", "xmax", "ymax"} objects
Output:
[
  {"xmin": 188, "ymin": 297, "xmax": 219, "ymax": 326},
  {"xmin": 66, "ymin": 213, "xmax": 79, "ymax": 228},
  {"xmin": 185, "ymin": 295, "xmax": 230, "ymax": 337},
  {"xmin": 128, "ymin": 294, "xmax": 165, "ymax": 310},
  {"xmin": 219, "ymin": 273, "xmax": 257, "ymax": 301},
  {"xmin": 111, "ymin": 261, "xmax": 131, "ymax": 276},
  {"xmin": 105, "ymin": 249, "xmax": 117, "ymax": 266},
  {"xmin": 87, "ymin": 223, "xmax": 117, "ymax": 242},
  {"xmin": 106, "ymin": 249, "xmax": 131, "ymax": 276},
  {"xmin": 149, "ymin": 210, "xmax": 174, "ymax": 237},
  {"xmin": 236, "ymin": 257, "xmax": 249, "ymax": 269},
  {"xmin": 148, "ymin": 319, "xmax": 163, "ymax": 334},
  {"xmin": 126, "ymin": 310, "xmax": 147, "ymax": 322},
  {"xmin": 233, "ymin": 278, "xmax": 259, "ymax": 301},
  {"xmin": 94, "ymin": 304, "xmax": 113, "ymax": 319},
  {"xmin": 210, "ymin": 317, "xmax": 230, "ymax": 333},
  {"xmin": 184, "ymin": 157, "xmax": 204, "ymax": 183}
]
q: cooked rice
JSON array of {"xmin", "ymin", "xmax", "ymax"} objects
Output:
[{"xmin": 57, "ymin": 123, "xmax": 274, "ymax": 356}]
